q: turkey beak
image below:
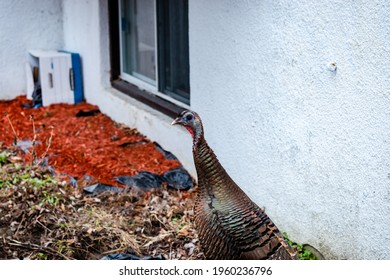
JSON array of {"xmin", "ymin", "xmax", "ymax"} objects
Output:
[{"xmin": 171, "ymin": 117, "xmax": 182, "ymax": 126}]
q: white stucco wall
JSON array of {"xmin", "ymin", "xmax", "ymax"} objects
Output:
[
  {"xmin": 0, "ymin": 0, "xmax": 63, "ymax": 99},
  {"xmin": 189, "ymin": 0, "xmax": 390, "ymax": 259}
]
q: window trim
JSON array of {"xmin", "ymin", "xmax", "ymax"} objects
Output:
[
  {"xmin": 112, "ymin": 79, "xmax": 187, "ymax": 118},
  {"xmin": 109, "ymin": 0, "xmax": 189, "ymax": 118}
]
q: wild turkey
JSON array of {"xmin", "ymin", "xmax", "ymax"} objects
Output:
[{"xmin": 172, "ymin": 110, "xmax": 298, "ymax": 260}]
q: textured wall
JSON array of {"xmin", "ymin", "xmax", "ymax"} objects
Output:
[
  {"xmin": 0, "ymin": 0, "xmax": 63, "ymax": 99},
  {"xmin": 62, "ymin": 0, "xmax": 112, "ymax": 102},
  {"xmin": 189, "ymin": 0, "xmax": 390, "ymax": 259}
]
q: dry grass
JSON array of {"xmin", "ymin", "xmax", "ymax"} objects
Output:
[{"xmin": 0, "ymin": 146, "xmax": 203, "ymax": 260}]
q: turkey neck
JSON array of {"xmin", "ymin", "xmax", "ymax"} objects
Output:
[{"xmin": 193, "ymin": 135, "xmax": 236, "ymax": 197}]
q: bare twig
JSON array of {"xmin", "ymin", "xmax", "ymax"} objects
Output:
[
  {"xmin": 36, "ymin": 126, "xmax": 54, "ymax": 166},
  {"xmin": 8, "ymin": 238, "xmax": 75, "ymax": 260},
  {"xmin": 14, "ymin": 213, "xmax": 26, "ymax": 236},
  {"xmin": 30, "ymin": 115, "xmax": 37, "ymax": 162},
  {"xmin": 100, "ymin": 248, "xmax": 125, "ymax": 255},
  {"xmin": 4, "ymin": 113, "xmax": 18, "ymax": 145},
  {"xmin": 35, "ymin": 219, "xmax": 53, "ymax": 234}
]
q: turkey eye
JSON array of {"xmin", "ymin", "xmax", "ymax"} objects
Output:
[{"xmin": 185, "ymin": 114, "xmax": 193, "ymax": 121}]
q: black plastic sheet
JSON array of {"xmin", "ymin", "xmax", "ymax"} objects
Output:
[
  {"xmin": 75, "ymin": 109, "xmax": 101, "ymax": 117},
  {"xmin": 116, "ymin": 168, "xmax": 193, "ymax": 191},
  {"xmin": 154, "ymin": 142, "xmax": 178, "ymax": 160},
  {"xmin": 162, "ymin": 167, "xmax": 193, "ymax": 190},
  {"xmin": 116, "ymin": 171, "xmax": 164, "ymax": 191},
  {"xmin": 83, "ymin": 183, "xmax": 125, "ymax": 195}
]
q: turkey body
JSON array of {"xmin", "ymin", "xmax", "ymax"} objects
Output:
[{"xmin": 172, "ymin": 110, "xmax": 298, "ymax": 260}]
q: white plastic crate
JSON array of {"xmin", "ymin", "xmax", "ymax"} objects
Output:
[{"xmin": 27, "ymin": 50, "xmax": 75, "ymax": 106}]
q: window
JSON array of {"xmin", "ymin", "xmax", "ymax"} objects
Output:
[
  {"xmin": 120, "ymin": 0, "xmax": 157, "ymax": 86},
  {"xmin": 109, "ymin": 0, "xmax": 190, "ymax": 117}
]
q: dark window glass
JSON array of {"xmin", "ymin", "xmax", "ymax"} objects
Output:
[{"xmin": 119, "ymin": 0, "xmax": 190, "ymax": 105}]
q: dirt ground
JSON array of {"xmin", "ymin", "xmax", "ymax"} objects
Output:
[{"xmin": 0, "ymin": 97, "xmax": 203, "ymax": 260}]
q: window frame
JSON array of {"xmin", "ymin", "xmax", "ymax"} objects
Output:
[{"xmin": 108, "ymin": 0, "xmax": 189, "ymax": 118}]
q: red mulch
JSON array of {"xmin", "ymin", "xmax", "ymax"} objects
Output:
[{"xmin": 0, "ymin": 96, "xmax": 181, "ymax": 186}]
